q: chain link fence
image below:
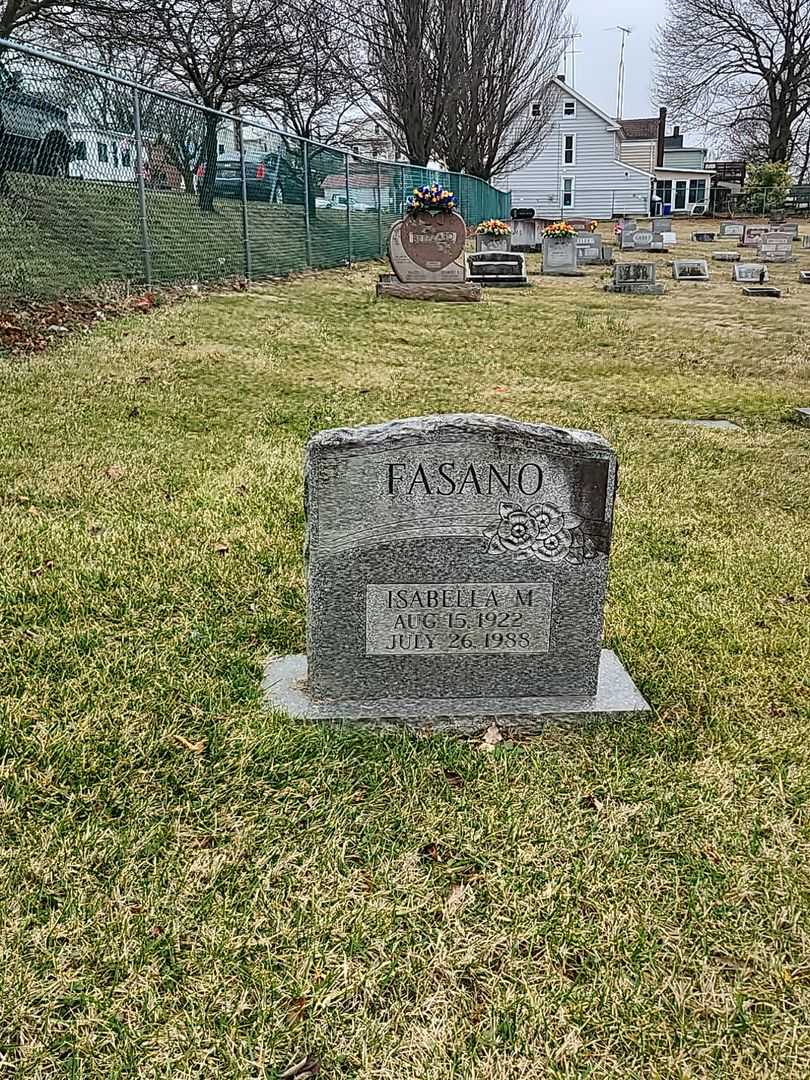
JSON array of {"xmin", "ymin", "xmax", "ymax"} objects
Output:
[{"xmin": 0, "ymin": 39, "xmax": 511, "ymax": 299}]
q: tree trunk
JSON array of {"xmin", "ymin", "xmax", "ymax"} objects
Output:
[{"xmin": 198, "ymin": 113, "xmax": 220, "ymax": 212}]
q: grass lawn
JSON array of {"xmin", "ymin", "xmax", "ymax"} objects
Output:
[
  {"xmin": 2, "ymin": 222, "xmax": 810, "ymax": 1077},
  {"xmin": 0, "ymin": 174, "xmax": 395, "ymax": 297}
]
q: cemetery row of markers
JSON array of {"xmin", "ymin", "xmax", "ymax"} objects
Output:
[{"xmin": 261, "ymin": 206, "xmax": 807, "ymax": 734}]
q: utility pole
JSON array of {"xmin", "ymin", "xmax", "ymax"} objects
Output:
[{"xmin": 612, "ymin": 25, "xmax": 632, "ymax": 119}]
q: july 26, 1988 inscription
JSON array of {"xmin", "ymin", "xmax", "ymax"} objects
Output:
[{"xmin": 365, "ymin": 581, "xmax": 553, "ymax": 655}]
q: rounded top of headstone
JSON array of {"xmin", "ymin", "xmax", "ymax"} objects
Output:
[{"xmin": 307, "ymin": 413, "xmax": 613, "ymax": 455}]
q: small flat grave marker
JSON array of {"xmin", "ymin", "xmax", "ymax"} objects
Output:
[
  {"xmin": 263, "ymin": 414, "xmax": 649, "ymax": 731},
  {"xmin": 803, "ymin": 235, "xmax": 810, "ymax": 250},
  {"xmin": 672, "ymin": 259, "xmax": 710, "ymax": 281},
  {"xmin": 466, "ymin": 251, "xmax": 530, "ymax": 288},
  {"xmin": 799, "ymin": 271, "xmax": 810, "ymax": 284},
  {"xmin": 794, "ymin": 407, "xmax": 810, "ymax": 426},
  {"xmin": 663, "ymin": 419, "xmax": 741, "ymax": 431},
  {"xmin": 742, "ymin": 286, "xmax": 782, "ymax": 297},
  {"xmin": 713, "ymin": 251, "xmax": 740, "ymax": 262},
  {"xmin": 692, "ymin": 231, "xmax": 716, "ymax": 242}
]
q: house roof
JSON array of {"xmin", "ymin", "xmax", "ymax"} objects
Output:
[
  {"xmin": 550, "ymin": 78, "xmax": 621, "ymax": 130},
  {"xmin": 620, "ymin": 117, "xmax": 660, "ymax": 141}
]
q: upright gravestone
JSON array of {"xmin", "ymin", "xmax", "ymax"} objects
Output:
[
  {"xmin": 740, "ymin": 224, "xmax": 771, "ymax": 248},
  {"xmin": 757, "ymin": 233, "xmax": 793, "ymax": 262},
  {"xmin": 575, "ymin": 233, "xmax": 613, "ymax": 265},
  {"xmin": 733, "ymin": 263, "xmax": 768, "ymax": 283},
  {"xmin": 773, "ymin": 223, "xmax": 799, "ymax": 240},
  {"xmin": 262, "ymin": 414, "xmax": 649, "ymax": 731},
  {"xmin": 672, "ymin": 259, "xmax": 710, "ymax": 281},
  {"xmin": 511, "ymin": 218, "xmax": 543, "ymax": 251},
  {"xmin": 475, "ymin": 233, "xmax": 512, "ymax": 254},
  {"xmin": 803, "ymin": 235, "xmax": 810, "ymax": 251},
  {"xmin": 719, "ymin": 222, "xmax": 745, "ymax": 239},
  {"xmin": 542, "ymin": 234, "xmax": 581, "ymax": 276},
  {"xmin": 623, "ymin": 228, "xmax": 666, "ymax": 253},
  {"xmin": 379, "ymin": 210, "xmax": 481, "ymax": 302},
  {"xmin": 605, "ymin": 262, "xmax": 664, "ymax": 295}
]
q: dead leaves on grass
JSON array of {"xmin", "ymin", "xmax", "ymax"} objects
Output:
[
  {"xmin": 278, "ymin": 1053, "xmax": 320, "ymax": 1079},
  {"xmin": 169, "ymin": 733, "xmax": 206, "ymax": 754},
  {"xmin": 478, "ymin": 723, "xmax": 503, "ymax": 751}
]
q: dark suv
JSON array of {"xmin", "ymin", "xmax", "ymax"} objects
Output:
[{"xmin": 0, "ymin": 63, "xmax": 72, "ymax": 175}]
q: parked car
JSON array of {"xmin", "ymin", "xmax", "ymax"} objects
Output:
[
  {"xmin": 214, "ymin": 152, "xmax": 282, "ymax": 202},
  {"xmin": 0, "ymin": 63, "xmax": 72, "ymax": 175},
  {"xmin": 327, "ymin": 192, "xmax": 377, "ymax": 212}
]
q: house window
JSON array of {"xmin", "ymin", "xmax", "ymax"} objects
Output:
[
  {"xmin": 562, "ymin": 177, "xmax": 574, "ymax": 208},
  {"xmin": 563, "ymin": 99, "xmax": 576, "ymax": 117},
  {"xmin": 97, "ymin": 142, "xmax": 108, "ymax": 164},
  {"xmin": 121, "ymin": 146, "xmax": 131, "ymax": 168},
  {"xmin": 655, "ymin": 179, "xmax": 672, "ymax": 206},
  {"xmin": 689, "ymin": 178, "xmax": 706, "ymax": 204},
  {"xmin": 531, "ymin": 101, "xmax": 542, "ymax": 117},
  {"xmin": 564, "ymin": 134, "xmax": 575, "ymax": 166},
  {"xmin": 218, "ymin": 142, "xmax": 225, "ymax": 154},
  {"xmin": 111, "ymin": 142, "xmax": 119, "ymax": 168},
  {"xmin": 675, "ymin": 180, "xmax": 687, "ymax": 210},
  {"xmin": 74, "ymin": 140, "xmax": 87, "ymax": 162}
]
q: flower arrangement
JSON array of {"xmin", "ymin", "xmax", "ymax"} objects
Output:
[
  {"xmin": 588, "ymin": 220, "xmax": 599, "ymax": 233},
  {"xmin": 475, "ymin": 218, "xmax": 512, "ymax": 236},
  {"xmin": 407, "ymin": 183, "xmax": 456, "ymax": 215},
  {"xmin": 543, "ymin": 220, "xmax": 576, "ymax": 239}
]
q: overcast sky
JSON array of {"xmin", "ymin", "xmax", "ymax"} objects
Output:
[{"xmin": 565, "ymin": 0, "xmax": 667, "ymax": 121}]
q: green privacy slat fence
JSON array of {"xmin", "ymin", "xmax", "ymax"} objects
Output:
[{"xmin": 0, "ymin": 39, "xmax": 511, "ymax": 299}]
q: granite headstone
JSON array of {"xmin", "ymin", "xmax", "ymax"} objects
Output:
[
  {"xmin": 388, "ymin": 211, "xmax": 466, "ymax": 283},
  {"xmin": 465, "ymin": 251, "xmax": 530, "ymax": 287},
  {"xmin": 262, "ymin": 414, "xmax": 649, "ymax": 730},
  {"xmin": 672, "ymin": 259, "xmax": 710, "ymax": 281},
  {"xmin": 719, "ymin": 222, "xmax": 745, "ymax": 239},
  {"xmin": 605, "ymin": 262, "xmax": 664, "ymax": 294},
  {"xmin": 542, "ymin": 234, "xmax": 580, "ymax": 275},
  {"xmin": 740, "ymin": 224, "xmax": 771, "ymax": 248},
  {"xmin": 733, "ymin": 263, "xmax": 768, "ymax": 283}
]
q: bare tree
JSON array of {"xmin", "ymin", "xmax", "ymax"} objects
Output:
[
  {"xmin": 347, "ymin": 0, "xmax": 457, "ymax": 165},
  {"xmin": 61, "ymin": 0, "xmax": 293, "ymax": 209},
  {"xmin": 345, "ymin": 0, "xmax": 567, "ymax": 176},
  {"xmin": 653, "ymin": 0, "xmax": 810, "ymax": 164},
  {"xmin": 0, "ymin": 0, "xmax": 75, "ymax": 39},
  {"xmin": 437, "ymin": 0, "xmax": 567, "ymax": 179}
]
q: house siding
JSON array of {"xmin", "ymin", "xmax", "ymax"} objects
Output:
[
  {"xmin": 663, "ymin": 148, "xmax": 706, "ymax": 170},
  {"xmin": 619, "ymin": 139, "xmax": 656, "ymax": 173},
  {"xmin": 502, "ymin": 83, "xmax": 652, "ymax": 220}
]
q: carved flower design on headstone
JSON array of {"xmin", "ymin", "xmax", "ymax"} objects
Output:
[{"xmin": 484, "ymin": 501, "xmax": 599, "ymax": 565}]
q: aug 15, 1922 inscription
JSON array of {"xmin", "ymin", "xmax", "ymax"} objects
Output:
[{"xmin": 365, "ymin": 581, "xmax": 553, "ymax": 655}]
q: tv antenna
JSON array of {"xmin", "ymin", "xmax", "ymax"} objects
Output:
[
  {"xmin": 561, "ymin": 31, "xmax": 583, "ymax": 89},
  {"xmin": 610, "ymin": 25, "xmax": 633, "ymax": 118}
]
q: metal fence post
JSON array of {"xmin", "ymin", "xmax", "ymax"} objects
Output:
[
  {"xmin": 376, "ymin": 161, "xmax": 383, "ymax": 256},
  {"xmin": 345, "ymin": 153, "xmax": 352, "ymax": 265},
  {"xmin": 302, "ymin": 141, "xmax": 312, "ymax": 266},
  {"xmin": 132, "ymin": 87, "xmax": 152, "ymax": 287},
  {"xmin": 401, "ymin": 165, "xmax": 406, "ymax": 217},
  {"xmin": 237, "ymin": 119, "xmax": 252, "ymax": 282}
]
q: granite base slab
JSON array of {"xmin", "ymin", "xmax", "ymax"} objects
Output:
[
  {"xmin": 605, "ymin": 283, "xmax": 665, "ymax": 295},
  {"xmin": 742, "ymin": 286, "xmax": 782, "ymax": 297},
  {"xmin": 261, "ymin": 649, "xmax": 649, "ymax": 735},
  {"xmin": 467, "ymin": 275, "xmax": 532, "ymax": 288},
  {"xmin": 376, "ymin": 281, "xmax": 483, "ymax": 302}
]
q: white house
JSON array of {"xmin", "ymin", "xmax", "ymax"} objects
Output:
[
  {"xmin": 69, "ymin": 125, "xmax": 137, "ymax": 183},
  {"xmin": 619, "ymin": 118, "xmax": 713, "ymax": 214},
  {"xmin": 501, "ymin": 79, "xmax": 654, "ymax": 220}
]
